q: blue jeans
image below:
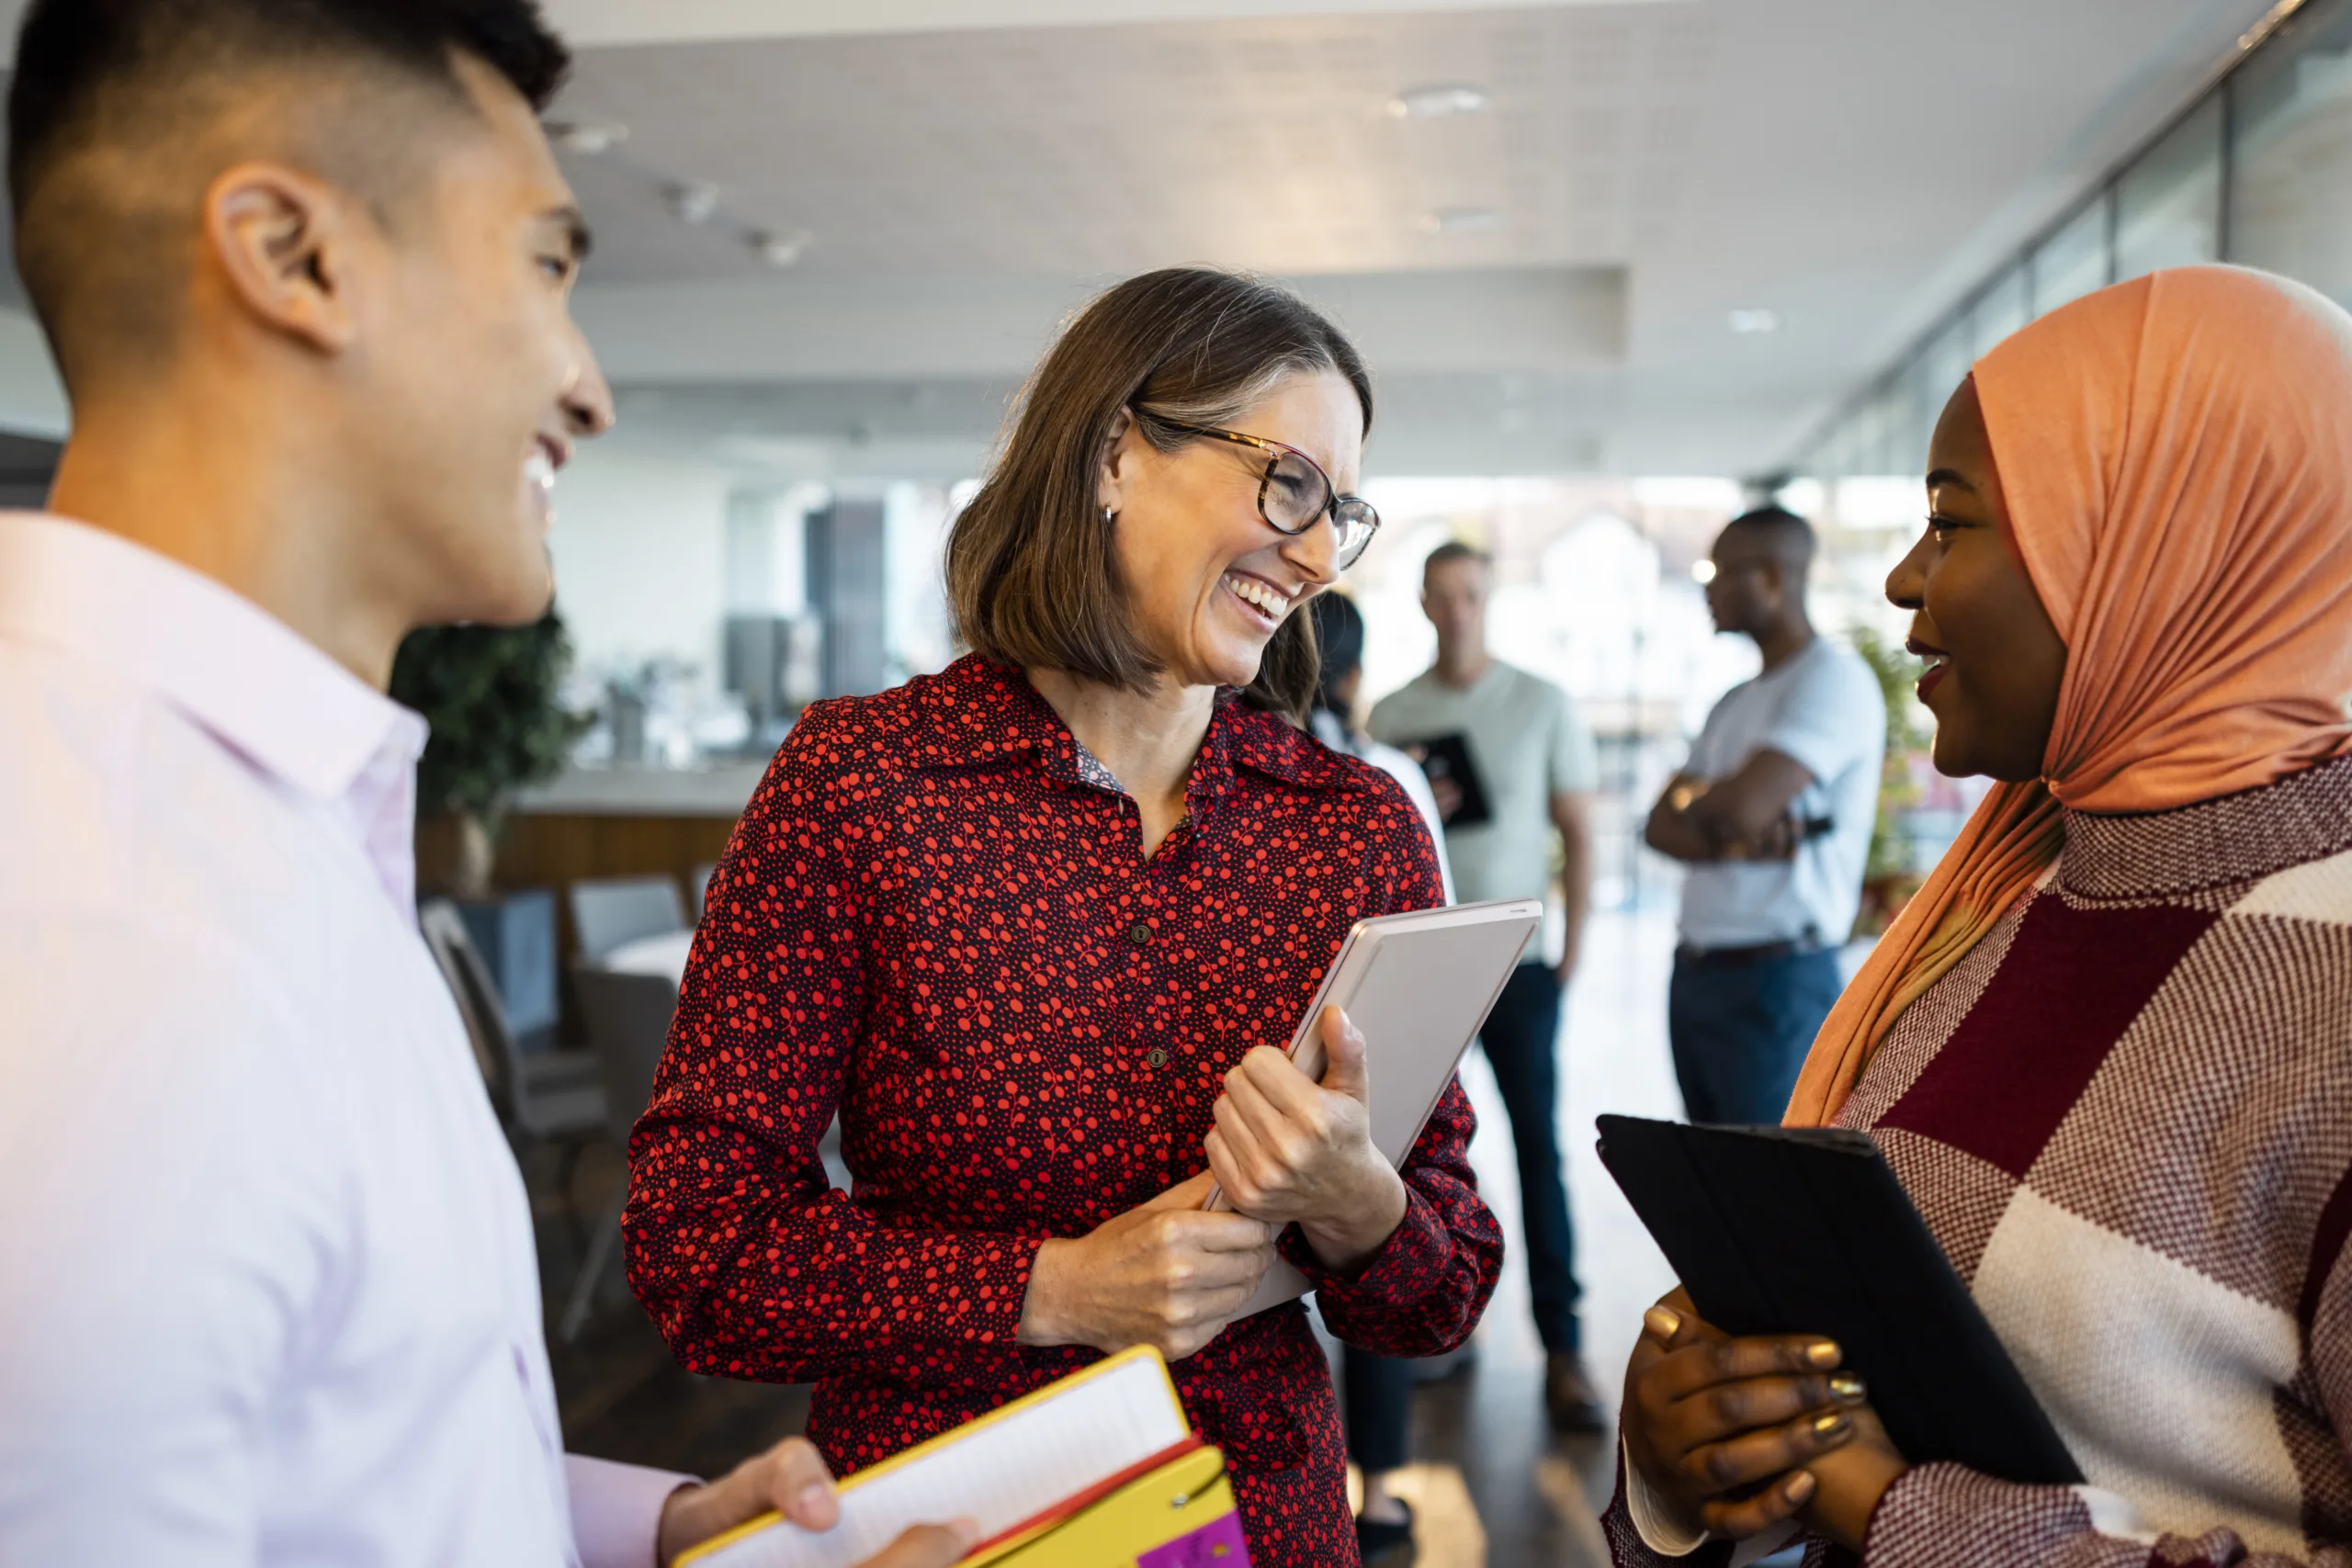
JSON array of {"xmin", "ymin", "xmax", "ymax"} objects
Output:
[
  {"xmin": 1482, "ymin": 960, "xmax": 1581, "ymax": 1352},
  {"xmin": 1668, "ymin": 946, "xmax": 1845, "ymax": 1125},
  {"xmin": 1342, "ymin": 960, "xmax": 1580, "ymax": 1483}
]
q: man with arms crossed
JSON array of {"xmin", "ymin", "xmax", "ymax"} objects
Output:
[
  {"xmin": 0, "ymin": 3, "xmax": 967, "ymax": 1564},
  {"xmin": 1369, "ymin": 540, "xmax": 1603, "ymax": 1432},
  {"xmin": 1645, "ymin": 507, "xmax": 1884, "ymax": 1125}
]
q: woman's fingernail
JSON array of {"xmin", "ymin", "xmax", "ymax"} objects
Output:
[
  {"xmin": 1644, "ymin": 1305, "xmax": 1682, "ymax": 1339},
  {"xmin": 1783, "ymin": 1471, "xmax": 1816, "ymax": 1505},
  {"xmin": 1829, "ymin": 1372, "xmax": 1866, "ymax": 1403},
  {"xmin": 1805, "ymin": 1340, "xmax": 1842, "ymax": 1368},
  {"xmin": 1812, "ymin": 1411, "xmax": 1849, "ymax": 1438},
  {"xmin": 797, "ymin": 1483, "xmax": 831, "ymax": 1516}
]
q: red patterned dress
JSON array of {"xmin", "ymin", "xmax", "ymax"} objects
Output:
[{"xmin": 625, "ymin": 655, "xmax": 1502, "ymax": 1567}]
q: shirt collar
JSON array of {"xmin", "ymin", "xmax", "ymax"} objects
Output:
[
  {"xmin": 0, "ymin": 513, "xmax": 428, "ymax": 803},
  {"xmin": 907, "ymin": 653, "xmax": 1366, "ymax": 795}
]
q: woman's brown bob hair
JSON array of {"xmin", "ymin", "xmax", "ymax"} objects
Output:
[{"xmin": 945, "ymin": 267, "xmax": 1374, "ymax": 724}]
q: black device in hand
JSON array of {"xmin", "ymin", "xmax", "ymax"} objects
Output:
[
  {"xmin": 1595, "ymin": 1114, "xmax": 2080, "ymax": 1486},
  {"xmin": 1404, "ymin": 732, "xmax": 1491, "ymax": 829}
]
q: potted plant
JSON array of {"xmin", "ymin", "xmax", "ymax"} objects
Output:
[
  {"xmin": 391, "ymin": 611, "xmax": 590, "ymax": 1050},
  {"xmin": 1849, "ymin": 625, "xmax": 1933, "ymax": 936},
  {"xmin": 392, "ymin": 610, "xmax": 590, "ymax": 897}
]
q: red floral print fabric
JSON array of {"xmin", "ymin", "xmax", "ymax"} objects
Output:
[{"xmin": 625, "ymin": 655, "xmax": 1502, "ymax": 1567}]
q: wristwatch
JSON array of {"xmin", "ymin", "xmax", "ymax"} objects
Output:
[{"xmin": 1667, "ymin": 781, "xmax": 1709, "ymax": 814}]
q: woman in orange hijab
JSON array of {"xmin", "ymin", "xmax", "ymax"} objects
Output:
[{"xmin": 1609, "ymin": 265, "xmax": 2352, "ymax": 1567}]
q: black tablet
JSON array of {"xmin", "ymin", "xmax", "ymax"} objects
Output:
[
  {"xmin": 1595, "ymin": 1114, "xmax": 2080, "ymax": 1485},
  {"xmin": 1400, "ymin": 732, "xmax": 1492, "ymax": 829}
]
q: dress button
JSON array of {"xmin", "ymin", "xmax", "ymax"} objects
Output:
[
  {"xmin": 1147, "ymin": 1047, "xmax": 1169, "ymax": 1067},
  {"xmin": 1127, "ymin": 923, "xmax": 1152, "ymax": 947}
]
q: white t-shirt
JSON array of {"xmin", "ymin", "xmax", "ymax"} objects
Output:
[
  {"xmin": 1677, "ymin": 637, "xmax": 1886, "ymax": 949},
  {"xmin": 1367, "ymin": 660, "xmax": 1599, "ymax": 908}
]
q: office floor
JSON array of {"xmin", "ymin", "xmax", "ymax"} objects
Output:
[{"xmin": 537, "ymin": 908, "xmax": 1689, "ymax": 1567}]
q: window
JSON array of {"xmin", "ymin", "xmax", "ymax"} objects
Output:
[
  {"xmin": 2230, "ymin": 0, "xmax": 2352, "ymax": 310},
  {"xmin": 2115, "ymin": 96, "xmax": 2224, "ymax": 280},
  {"xmin": 1972, "ymin": 263, "xmax": 2030, "ymax": 356},
  {"xmin": 2030, "ymin": 194, "xmax": 2111, "ymax": 315}
]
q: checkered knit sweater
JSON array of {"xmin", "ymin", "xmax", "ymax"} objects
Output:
[{"xmin": 1607, "ymin": 754, "xmax": 2352, "ymax": 1567}]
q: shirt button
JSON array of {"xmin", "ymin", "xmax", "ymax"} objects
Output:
[
  {"xmin": 1127, "ymin": 923, "xmax": 1152, "ymax": 947},
  {"xmin": 1147, "ymin": 1047, "xmax": 1169, "ymax": 1067}
]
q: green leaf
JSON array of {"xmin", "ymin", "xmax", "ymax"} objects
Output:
[{"xmin": 388, "ymin": 609, "xmax": 592, "ymax": 826}]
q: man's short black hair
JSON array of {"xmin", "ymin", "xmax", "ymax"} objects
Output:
[
  {"xmin": 1721, "ymin": 505, "xmax": 1817, "ymax": 560},
  {"xmin": 10, "ymin": 0, "xmax": 569, "ymax": 210},
  {"xmin": 8, "ymin": 0, "xmax": 569, "ymax": 385}
]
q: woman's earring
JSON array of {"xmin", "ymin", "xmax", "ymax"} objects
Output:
[{"xmin": 1102, "ymin": 506, "xmax": 1116, "ymax": 525}]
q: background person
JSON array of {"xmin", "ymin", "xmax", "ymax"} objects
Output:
[
  {"xmin": 0, "ymin": 2, "xmax": 967, "ymax": 1565},
  {"xmin": 1610, "ymin": 267, "xmax": 2352, "ymax": 1565},
  {"xmin": 1308, "ymin": 590, "xmax": 1451, "ymax": 1566},
  {"xmin": 1369, "ymin": 540, "xmax": 1604, "ymax": 1432},
  {"xmin": 1644, "ymin": 508, "xmax": 1884, "ymax": 1126},
  {"xmin": 627, "ymin": 268, "xmax": 1503, "ymax": 1568}
]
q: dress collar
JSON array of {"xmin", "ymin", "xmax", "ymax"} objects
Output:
[
  {"xmin": 907, "ymin": 654, "xmax": 1365, "ymax": 795},
  {"xmin": 0, "ymin": 513, "xmax": 427, "ymax": 801}
]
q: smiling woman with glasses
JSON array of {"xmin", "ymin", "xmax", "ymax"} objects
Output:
[{"xmin": 626, "ymin": 267, "xmax": 1498, "ymax": 1568}]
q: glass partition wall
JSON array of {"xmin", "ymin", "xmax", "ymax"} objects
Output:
[
  {"xmin": 1776, "ymin": 0, "xmax": 2352, "ymax": 898},
  {"xmin": 1790, "ymin": 0, "xmax": 2352, "ymax": 486}
]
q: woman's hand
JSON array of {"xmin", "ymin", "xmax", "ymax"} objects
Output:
[
  {"xmin": 1204, "ymin": 1006, "xmax": 1408, "ymax": 1270},
  {"xmin": 1621, "ymin": 1290, "xmax": 1892, "ymax": 1543},
  {"xmin": 656, "ymin": 1434, "xmax": 978, "ymax": 1567},
  {"xmin": 1016, "ymin": 1172, "xmax": 1276, "ymax": 1362}
]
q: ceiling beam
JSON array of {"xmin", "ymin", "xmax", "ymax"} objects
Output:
[{"xmin": 541, "ymin": 0, "xmax": 1687, "ymax": 49}]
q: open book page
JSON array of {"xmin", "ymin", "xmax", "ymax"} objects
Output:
[{"xmin": 686, "ymin": 1351, "xmax": 1191, "ymax": 1568}]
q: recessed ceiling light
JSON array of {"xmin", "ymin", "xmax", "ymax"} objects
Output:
[
  {"xmin": 1728, "ymin": 309, "xmax": 1783, "ymax": 334},
  {"xmin": 1421, "ymin": 206, "xmax": 1502, "ymax": 234},
  {"xmin": 545, "ymin": 120, "xmax": 628, "ymax": 155},
  {"xmin": 1388, "ymin": 84, "xmax": 1490, "ymax": 119},
  {"xmin": 751, "ymin": 229, "xmax": 814, "ymax": 268},
  {"xmin": 664, "ymin": 180, "xmax": 720, "ymax": 225}
]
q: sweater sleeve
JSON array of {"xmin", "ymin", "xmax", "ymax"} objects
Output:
[
  {"xmin": 1601, "ymin": 1443, "xmax": 1739, "ymax": 1568},
  {"xmin": 623, "ymin": 714, "xmax": 1045, "ymax": 1382},
  {"xmin": 1284, "ymin": 779, "xmax": 1503, "ymax": 1356},
  {"xmin": 1597, "ymin": 1226, "xmax": 2352, "ymax": 1568},
  {"xmin": 1849, "ymin": 1224, "xmax": 2352, "ymax": 1568}
]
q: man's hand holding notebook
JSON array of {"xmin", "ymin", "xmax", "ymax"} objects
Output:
[{"xmin": 657, "ymin": 1434, "xmax": 978, "ymax": 1568}]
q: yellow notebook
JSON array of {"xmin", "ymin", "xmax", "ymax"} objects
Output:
[{"xmin": 676, "ymin": 1347, "xmax": 1250, "ymax": 1568}]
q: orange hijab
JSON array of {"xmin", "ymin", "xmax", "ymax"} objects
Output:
[{"xmin": 1785, "ymin": 266, "xmax": 2352, "ymax": 1126}]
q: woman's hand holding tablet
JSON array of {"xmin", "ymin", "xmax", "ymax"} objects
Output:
[
  {"xmin": 1621, "ymin": 1289, "xmax": 1907, "ymax": 1551},
  {"xmin": 1204, "ymin": 1006, "xmax": 1410, "ymax": 1271}
]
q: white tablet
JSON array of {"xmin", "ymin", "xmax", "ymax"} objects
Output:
[{"xmin": 1209, "ymin": 897, "xmax": 1544, "ymax": 1318}]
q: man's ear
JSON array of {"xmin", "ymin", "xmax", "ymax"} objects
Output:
[
  {"xmin": 202, "ymin": 162, "xmax": 363, "ymax": 354},
  {"xmin": 1097, "ymin": 405, "xmax": 1137, "ymax": 516}
]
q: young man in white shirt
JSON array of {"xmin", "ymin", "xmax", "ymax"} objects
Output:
[
  {"xmin": 1366, "ymin": 542, "xmax": 1604, "ymax": 1433},
  {"xmin": 0, "ymin": 4, "xmax": 970, "ymax": 1565},
  {"xmin": 1644, "ymin": 508, "xmax": 1886, "ymax": 1126}
]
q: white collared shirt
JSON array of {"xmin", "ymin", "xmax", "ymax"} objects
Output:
[{"xmin": 0, "ymin": 513, "xmax": 684, "ymax": 1567}]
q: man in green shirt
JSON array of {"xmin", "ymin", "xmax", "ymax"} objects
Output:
[{"xmin": 1368, "ymin": 541, "xmax": 1601, "ymax": 1430}]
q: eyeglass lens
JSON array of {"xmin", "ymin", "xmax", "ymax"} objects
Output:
[{"xmin": 1260, "ymin": 452, "xmax": 1376, "ymax": 565}]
